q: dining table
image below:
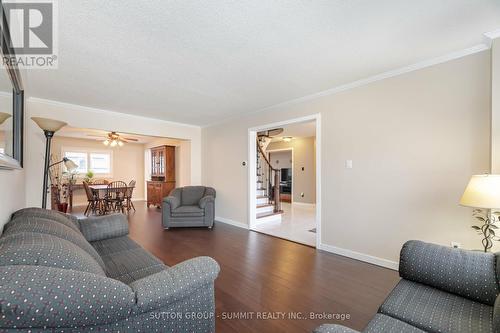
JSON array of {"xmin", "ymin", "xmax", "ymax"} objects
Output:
[{"xmin": 87, "ymin": 184, "xmax": 135, "ymax": 215}]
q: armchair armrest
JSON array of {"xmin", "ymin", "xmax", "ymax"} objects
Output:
[
  {"xmin": 313, "ymin": 324, "xmax": 360, "ymax": 333},
  {"xmin": 163, "ymin": 195, "xmax": 180, "ymax": 209},
  {"xmin": 399, "ymin": 240, "xmax": 499, "ymax": 305},
  {"xmin": 199, "ymin": 195, "xmax": 215, "ymax": 208},
  {"xmin": 129, "ymin": 256, "xmax": 220, "ymax": 313},
  {"xmin": 78, "ymin": 213, "xmax": 129, "ymax": 242}
]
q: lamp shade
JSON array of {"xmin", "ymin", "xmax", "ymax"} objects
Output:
[
  {"xmin": 63, "ymin": 158, "xmax": 78, "ymax": 172},
  {"xmin": 31, "ymin": 117, "xmax": 67, "ymax": 132},
  {"xmin": 0, "ymin": 112, "xmax": 11, "ymax": 125},
  {"xmin": 460, "ymin": 175, "xmax": 500, "ymax": 209}
]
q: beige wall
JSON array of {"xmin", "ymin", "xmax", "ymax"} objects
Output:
[
  {"xmin": 269, "ymin": 150, "xmax": 292, "ymax": 169},
  {"xmin": 203, "ymin": 50, "xmax": 492, "ymax": 264},
  {"xmin": 144, "ymin": 137, "xmax": 191, "ymax": 188},
  {"xmin": 51, "ymin": 137, "xmax": 145, "ymax": 206},
  {"xmin": 267, "ymin": 137, "xmax": 316, "ymax": 204}
]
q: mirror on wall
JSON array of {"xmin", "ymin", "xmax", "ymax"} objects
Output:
[
  {"xmin": 0, "ymin": 2, "xmax": 24, "ymax": 169},
  {"xmin": 0, "ymin": 67, "xmax": 13, "ymax": 158}
]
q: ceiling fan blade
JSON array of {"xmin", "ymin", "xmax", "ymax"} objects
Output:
[
  {"xmin": 86, "ymin": 134, "xmax": 107, "ymax": 139},
  {"xmin": 123, "ymin": 137, "xmax": 139, "ymax": 141}
]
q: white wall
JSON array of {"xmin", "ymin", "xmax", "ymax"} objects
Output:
[
  {"xmin": 0, "ymin": 169, "xmax": 25, "ymax": 232},
  {"xmin": 25, "ymin": 98, "xmax": 202, "ymax": 207},
  {"xmin": 202, "ymin": 50, "xmax": 492, "ymax": 264}
]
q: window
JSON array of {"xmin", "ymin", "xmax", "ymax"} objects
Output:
[
  {"xmin": 90, "ymin": 153, "xmax": 111, "ymax": 174},
  {"xmin": 64, "ymin": 151, "xmax": 88, "ymax": 173},
  {"xmin": 63, "ymin": 148, "xmax": 113, "ymax": 176}
]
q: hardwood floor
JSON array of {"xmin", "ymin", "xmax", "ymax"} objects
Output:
[{"xmin": 73, "ymin": 202, "xmax": 400, "ymax": 333}]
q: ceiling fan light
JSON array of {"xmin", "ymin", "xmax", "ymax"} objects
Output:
[
  {"xmin": 118, "ymin": 140, "xmax": 124, "ymax": 147},
  {"xmin": 110, "ymin": 140, "xmax": 117, "ymax": 147},
  {"xmin": 282, "ymin": 136, "xmax": 293, "ymax": 142},
  {"xmin": 103, "ymin": 139, "xmax": 110, "ymax": 146}
]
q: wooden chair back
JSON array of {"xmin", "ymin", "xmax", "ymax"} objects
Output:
[
  {"xmin": 126, "ymin": 180, "xmax": 136, "ymax": 198},
  {"xmin": 83, "ymin": 181, "xmax": 95, "ymax": 201},
  {"xmin": 107, "ymin": 181, "xmax": 127, "ymax": 200}
]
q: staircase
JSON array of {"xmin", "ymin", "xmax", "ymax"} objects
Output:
[{"xmin": 255, "ymin": 136, "xmax": 283, "ymax": 225}]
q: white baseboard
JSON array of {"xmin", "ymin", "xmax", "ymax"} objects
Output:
[
  {"xmin": 318, "ymin": 243, "xmax": 399, "ymax": 271},
  {"xmin": 215, "ymin": 216, "xmax": 249, "ymax": 229},
  {"xmin": 291, "ymin": 202, "xmax": 316, "ymax": 207}
]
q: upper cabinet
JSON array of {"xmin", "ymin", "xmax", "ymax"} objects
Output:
[{"xmin": 150, "ymin": 145, "xmax": 175, "ymax": 182}]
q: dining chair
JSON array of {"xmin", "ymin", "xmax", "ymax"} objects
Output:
[
  {"xmin": 126, "ymin": 180, "xmax": 136, "ymax": 212},
  {"xmin": 83, "ymin": 181, "xmax": 100, "ymax": 216},
  {"xmin": 105, "ymin": 181, "xmax": 128, "ymax": 213}
]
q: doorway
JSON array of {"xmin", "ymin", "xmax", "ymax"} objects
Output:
[{"xmin": 248, "ymin": 114, "xmax": 321, "ymax": 247}]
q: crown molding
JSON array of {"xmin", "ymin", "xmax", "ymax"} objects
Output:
[
  {"xmin": 26, "ymin": 96, "xmax": 201, "ymax": 129},
  {"xmin": 483, "ymin": 29, "xmax": 500, "ymax": 48}
]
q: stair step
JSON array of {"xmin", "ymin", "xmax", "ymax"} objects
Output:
[{"xmin": 257, "ymin": 204, "xmax": 273, "ymax": 208}]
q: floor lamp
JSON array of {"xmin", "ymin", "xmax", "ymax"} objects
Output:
[{"xmin": 31, "ymin": 117, "xmax": 67, "ymax": 209}]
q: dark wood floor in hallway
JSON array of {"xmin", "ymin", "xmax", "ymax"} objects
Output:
[{"xmin": 74, "ymin": 202, "xmax": 400, "ymax": 333}]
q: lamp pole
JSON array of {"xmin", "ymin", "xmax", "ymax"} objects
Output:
[{"xmin": 41, "ymin": 130, "xmax": 55, "ymax": 209}]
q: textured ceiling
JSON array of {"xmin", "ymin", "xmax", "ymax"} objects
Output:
[{"xmin": 25, "ymin": 0, "xmax": 500, "ymax": 126}]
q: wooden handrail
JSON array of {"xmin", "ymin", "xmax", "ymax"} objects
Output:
[
  {"xmin": 257, "ymin": 139, "xmax": 277, "ymax": 171},
  {"xmin": 256, "ymin": 138, "xmax": 282, "ymax": 213}
]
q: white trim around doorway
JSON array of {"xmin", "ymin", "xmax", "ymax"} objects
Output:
[{"xmin": 247, "ymin": 113, "xmax": 321, "ymax": 248}]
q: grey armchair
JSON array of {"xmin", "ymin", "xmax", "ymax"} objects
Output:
[{"xmin": 162, "ymin": 186, "xmax": 216, "ymax": 229}]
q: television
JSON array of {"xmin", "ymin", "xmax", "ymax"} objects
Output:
[{"xmin": 281, "ymin": 168, "xmax": 291, "ymax": 182}]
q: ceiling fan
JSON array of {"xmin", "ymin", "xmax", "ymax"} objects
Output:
[{"xmin": 86, "ymin": 131, "xmax": 139, "ymax": 147}]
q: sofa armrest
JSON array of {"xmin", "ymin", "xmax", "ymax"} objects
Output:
[
  {"xmin": 78, "ymin": 213, "xmax": 129, "ymax": 242},
  {"xmin": 313, "ymin": 324, "xmax": 360, "ymax": 333},
  {"xmin": 399, "ymin": 240, "xmax": 499, "ymax": 305},
  {"xmin": 199, "ymin": 195, "xmax": 215, "ymax": 209},
  {"xmin": 130, "ymin": 256, "xmax": 220, "ymax": 313}
]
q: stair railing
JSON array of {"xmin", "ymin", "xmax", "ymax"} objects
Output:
[{"xmin": 257, "ymin": 138, "xmax": 282, "ymax": 213}]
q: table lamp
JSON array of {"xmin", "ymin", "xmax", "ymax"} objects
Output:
[
  {"xmin": 31, "ymin": 117, "xmax": 67, "ymax": 208},
  {"xmin": 460, "ymin": 174, "xmax": 500, "ymax": 252}
]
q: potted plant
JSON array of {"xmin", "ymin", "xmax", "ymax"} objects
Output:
[{"xmin": 84, "ymin": 170, "xmax": 95, "ymax": 184}]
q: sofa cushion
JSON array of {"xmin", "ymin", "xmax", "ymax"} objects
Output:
[
  {"xmin": 11, "ymin": 207, "xmax": 80, "ymax": 232},
  {"xmin": 3, "ymin": 216, "xmax": 105, "ymax": 270},
  {"xmin": 79, "ymin": 214, "xmax": 129, "ymax": 242},
  {"xmin": 91, "ymin": 236, "xmax": 165, "ymax": 284},
  {"xmin": 380, "ymin": 279, "xmax": 494, "ymax": 333},
  {"xmin": 400, "ymin": 240, "xmax": 499, "ymax": 305},
  {"xmin": 364, "ymin": 314, "xmax": 426, "ymax": 333},
  {"xmin": 0, "ymin": 265, "xmax": 134, "ymax": 329},
  {"xmin": 181, "ymin": 186, "xmax": 206, "ymax": 205},
  {"xmin": 0, "ymin": 232, "xmax": 106, "ymax": 276},
  {"xmin": 172, "ymin": 205, "xmax": 205, "ymax": 217}
]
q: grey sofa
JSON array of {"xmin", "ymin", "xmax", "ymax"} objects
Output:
[
  {"xmin": 0, "ymin": 207, "xmax": 220, "ymax": 332},
  {"xmin": 162, "ymin": 186, "xmax": 216, "ymax": 229},
  {"xmin": 314, "ymin": 240, "xmax": 500, "ymax": 333}
]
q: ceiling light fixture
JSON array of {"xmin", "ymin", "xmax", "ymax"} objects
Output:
[
  {"xmin": 102, "ymin": 132, "xmax": 130, "ymax": 147},
  {"xmin": 282, "ymin": 136, "xmax": 293, "ymax": 142}
]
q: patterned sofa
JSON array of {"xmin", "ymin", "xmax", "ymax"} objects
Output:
[
  {"xmin": 0, "ymin": 207, "xmax": 220, "ymax": 332},
  {"xmin": 314, "ymin": 240, "xmax": 500, "ymax": 333}
]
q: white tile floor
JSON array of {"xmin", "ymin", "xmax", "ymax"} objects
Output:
[{"xmin": 252, "ymin": 202, "xmax": 316, "ymax": 246}]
